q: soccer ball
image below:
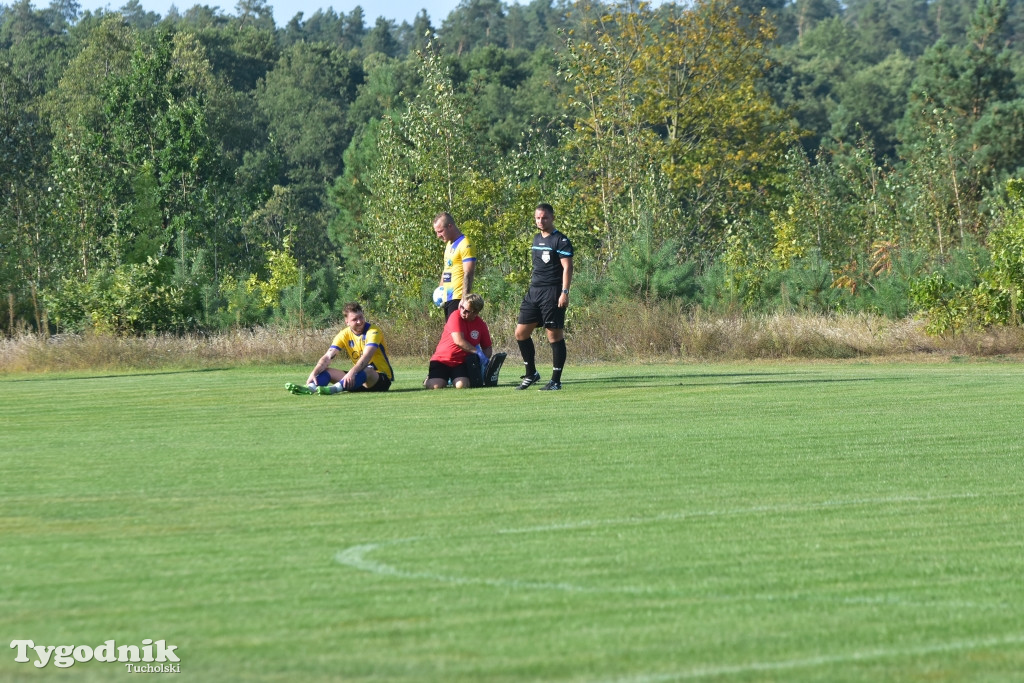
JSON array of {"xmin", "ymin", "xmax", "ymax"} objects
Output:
[{"xmin": 432, "ymin": 286, "xmax": 446, "ymax": 308}]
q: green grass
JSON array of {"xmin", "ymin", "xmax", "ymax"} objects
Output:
[{"xmin": 2, "ymin": 361, "xmax": 1024, "ymax": 681}]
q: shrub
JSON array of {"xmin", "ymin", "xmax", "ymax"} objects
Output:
[
  {"xmin": 605, "ymin": 233, "xmax": 699, "ymax": 302},
  {"xmin": 44, "ymin": 258, "xmax": 201, "ymax": 334}
]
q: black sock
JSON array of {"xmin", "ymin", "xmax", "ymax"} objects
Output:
[
  {"xmin": 550, "ymin": 339, "xmax": 566, "ymax": 382},
  {"xmin": 517, "ymin": 338, "xmax": 536, "ymax": 375}
]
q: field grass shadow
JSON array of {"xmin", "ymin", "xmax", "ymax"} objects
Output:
[
  {"xmin": 566, "ymin": 371, "xmax": 798, "ymax": 385},
  {"xmin": 4, "ymin": 367, "xmax": 233, "ymax": 382},
  {"xmin": 566, "ymin": 372, "xmax": 897, "ymax": 389}
]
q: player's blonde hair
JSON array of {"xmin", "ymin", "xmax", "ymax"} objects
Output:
[{"xmin": 463, "ymin": 293, "xmax": 484, "ymax": 313}]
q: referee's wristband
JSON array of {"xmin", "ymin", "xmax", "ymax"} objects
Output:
[{"xmin": 561, "ymin": 288, "xmax": 569, "ymax": 294}]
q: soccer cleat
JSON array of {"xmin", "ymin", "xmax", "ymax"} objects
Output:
[
  {"xmin": 515, "ymin": 371, "xmax": 541, "ymax": 390},
  {"xmin": 317, "ymin": 386, "xmax": 333, "ymax": 395},
  {"xmin": 538, "ymin": 380, "xmax": 562, "ymax": 391},
  {"xmin": 286, "ymin": 382, "xmax": 314, "ymax": 395}
]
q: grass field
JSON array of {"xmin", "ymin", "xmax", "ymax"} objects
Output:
[{"xmin": 2, "ymin": 360, "xmax": 1023, "ymax": 681}]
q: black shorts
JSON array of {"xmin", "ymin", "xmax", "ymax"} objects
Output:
[
  {"xmin": 370, "ymin": 373, "xmax": 392, "ymax": 392},
  {"xmin": 427, "ymin": 359, "xmax": 471, "ymax": 381},
  {"xmin": 349, "ymin": 371, "xmax": 391, "ymax": 392},
  {"xmin": 517, "ymin": 286, "xmax": 565, "ymax": 329},
  {"xmin": 443, "ymin": 299, "xmax": 461, "ymax": 320}
]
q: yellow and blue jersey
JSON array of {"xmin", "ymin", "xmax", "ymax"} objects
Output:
[
  {"xmin": 441, "ymin": 235, "xmax": 475, "ymax": 301},
  {"xmin": 330, "ymin": 323, "xmax": 394, "ymax": 380}
]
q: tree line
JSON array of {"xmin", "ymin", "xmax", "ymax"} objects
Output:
[{"xmin": 2, "ymin": 0, "xmax": 1024, "ymax": 336}]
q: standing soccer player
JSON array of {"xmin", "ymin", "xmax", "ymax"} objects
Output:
[
  {"xmin": 433, "ymin": 212, "xmax": 476, "ymax": 321},
  {"xmin": 514, "ymin": 203, "xmax": 574, "ymax": 391}
]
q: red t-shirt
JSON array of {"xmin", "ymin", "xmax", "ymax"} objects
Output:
[{"xmin": 430, "ymin": 310, "xmax": 492, "ymax": 366}]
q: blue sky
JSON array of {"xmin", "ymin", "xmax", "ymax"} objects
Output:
[{"xmin": 70, "ymin": 0, "xmax": 464, "ymax": 27}]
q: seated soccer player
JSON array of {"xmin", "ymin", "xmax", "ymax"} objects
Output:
[{"xmin": 286, "ymin": 302, "xmax": 394, "ymax": 395}]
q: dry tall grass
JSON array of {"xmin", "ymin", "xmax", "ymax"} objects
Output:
[{"xmin": 3, "ymin": 303, "xmax": 1023, "ymax": 374}]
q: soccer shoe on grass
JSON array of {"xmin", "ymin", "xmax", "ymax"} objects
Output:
[
  {"xmin": 538, "ymin": 380, "xmax": 561, "ymax": 391},
  {"xmin": 515, "ymin": 371, "xmax": 541, "ymax": 390},
  {"xmin": 286, "ymin": 382, "xmax": 314, "ymax": 395},
  {"xmin": 317, "ymin": 386, "xmax": 334, "ymax": 395}
]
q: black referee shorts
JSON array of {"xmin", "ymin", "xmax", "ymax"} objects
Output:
[{"xmin": 517, "ymin": 286, "xmax": 565, "ymax": 329}]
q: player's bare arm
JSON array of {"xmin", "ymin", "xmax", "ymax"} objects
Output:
[
  {"xmin": 559, "ymin": 257, "xmax": 573, "ymax": 308},
  {"xmin": 307, "ymin": 347, "xmax": 339, "ymax": 385},
  {"xmin": 343, "ymin": 346, "xmax": 377, "ymax": 388},
  {"xmin": 463, "ymin": 260, "xmax": 475, "ymax": 295}
]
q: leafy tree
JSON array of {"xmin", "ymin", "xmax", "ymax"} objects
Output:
[
  {"xmin": 561, "ymin": 0, "xmax": 793, "ymax": 263},
  {"xmin": 459, "ymin": 44, "xmax": 563, "ymax": 153},
  {"xmin": 191, "ymin": 15, "xmax": 279, "ymax": 92},
  {"xmin": 118, "ymin": 0, "xmax": 161, "ymax": 30},
  {"xmin": 768, "ymin": 16, "xmax": 867, "ymax": 155},
  {"xmin": 176, "ymin": 4, "xmax": 231, "ymax": 30},
  {"xmin": 788, "ymin": 0, "xmax": 842, "ymax": 42},
  {"xmin": 973, "ymin": 179, "xmax": 1024, "ymax": 326},
  {"xmin": 358, "ymin": 42, "xmax": 543, "ymax": 307},
  {"xmin": 0, "ymin": 0, "xmax": 73, "ymax": 96},
  {"xmin": 346, "ymin": 52, "xmax": 417, "ymax": 129},
  {"xmin": 0, "ymin": 61, "xmax": 54, "ymax": 331},
  {"xmin": 42, "ymin": 14, "xmax": 137, "ymax": 277},
  {"xmin": 928, "ymin": 0, "xmax": 980, "ymax": 42},
  {"xmin": 233, "ymin": 0, "xmax": 274, "ymax": 31},
  {"xmin": 828, "ymin": 50, "xmax": 914, "ymax": 161},
  {"xmin": 256, "ymin": 41, "xmax": 361, "ymax": 194},
  {"xmin": 504, "ymin": 0, "xmax": 570, "ymax": 51},
  {"xmin": 364, "ymin": 16, "xmax": 401, "ymax": 57},
  {"xmin": 441, "ymin": 0, "xmax": 506, "ymax": 55},
  {"xmin": 363, "ymin": 45, "xmax": 473, "ymax": 302},
  {"xmin": 104, "ymin": 29, "xmax": 230, "ymax": 267},
  {"xmin": 898, "ymin": 0, "xmax": 1024, "ymax": 242},
  {"xmin": 254, "ymin": 40, "xmax": 363, "ymax": 266},
  {"xmin": 343, "ymin": 7, "xmax": 367, "ymax": 48},
  {"xmin": 845, "ymin": 0, "xmax": 932, "ymax": 59},
  {"xmin": 397, "ymin": 10, "xmax": 435, "ymax": 54},
  {"xmin": 898, "ymin": 112, "xmax": 980, "ymax": 256},
  {"xmin": 329, "ymin": 52, "xmax": 420, "ymax": 262}
]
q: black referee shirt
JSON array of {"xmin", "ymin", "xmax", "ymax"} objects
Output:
[{"xmin": 530, "ymin": 230, "xmax": 574, "ymax": 287}]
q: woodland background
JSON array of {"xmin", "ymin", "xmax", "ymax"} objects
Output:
[{"xmin": 3, "ymin": 0, "xmax": 1024, "ymax": 338}]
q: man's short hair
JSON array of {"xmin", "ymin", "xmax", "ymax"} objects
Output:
[
  {"xmin": 342, "ymin": 302, "xmax": 363, "ymax": 317},
  {"xmin": 433, "ymin": 211, "xmax": 455, "ymax": 227},
  {"xmin": 535, "ymin": 203, "xmax": 555, "ymax": 217},
  {"xmin": 463, "ymin": 293, "xmax": 484, "ymax": 313}
]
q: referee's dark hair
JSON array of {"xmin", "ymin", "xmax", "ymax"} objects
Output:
[{"xmin": 535, "ymin": 203, "xmax": 554, "ymax": 217}]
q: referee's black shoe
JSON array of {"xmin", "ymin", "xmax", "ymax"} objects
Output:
[
  {"xmin": 515, "ymin": 371, "xmax": 541, "ymax": 390},
  {"xmin": 538, "ymin": 380, "xmax": 561, "ymax": 391}
]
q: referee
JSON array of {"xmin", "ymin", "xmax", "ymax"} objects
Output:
[{"xmin": 514, "ymin": 203, "xmax": 574, "ymax": 391}]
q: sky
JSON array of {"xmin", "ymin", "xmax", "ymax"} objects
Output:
[{"xmin": 68, "ymin": 0, "xmax": 465, "ymax": 27}]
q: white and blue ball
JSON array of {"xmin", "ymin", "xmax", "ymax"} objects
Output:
[{"xmin": 432, "ymin": 286, "xmax": 447, "ymax": 308}]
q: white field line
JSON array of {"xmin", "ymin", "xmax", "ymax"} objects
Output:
[
  {"xmin": 334, "ymin": 541, "xmax": 1007, "ymax": 607},
  {"xmin": 497, "ymin": 492, "xmax": 987, "ymax": 535},
  {"xmin": 334, "ymin": 493, "xmax": 1021, "ymax": 679},
  {"xmin": 334, "ymin": 540, "xmax": 596, "ymax": 593},
  {"xmin": 603, "ymin": 633, "xmax": 1024, "ymax": 682},
  {"xmin": 335, "ymin": 492, "xmax": 1018, "ymax": 605}
]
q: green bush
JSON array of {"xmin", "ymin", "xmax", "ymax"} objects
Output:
[
  {"xmin": 760, "ymin": 253, "xmax": 840, "ymax": 314},
  {"xmin": 908, "ymin": 239, "xmax": 992, "ymax": 333},
  {"xmin": 606, "ymin": 236, "xmax": 699, "ymax": 303},
  {"xmin": 974, "ymin": 186, "xmax": 1024, "ymax": 326},
  {"xmin": 45, "ymin": 258, "xmax": 201, "ymax": 334}
]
